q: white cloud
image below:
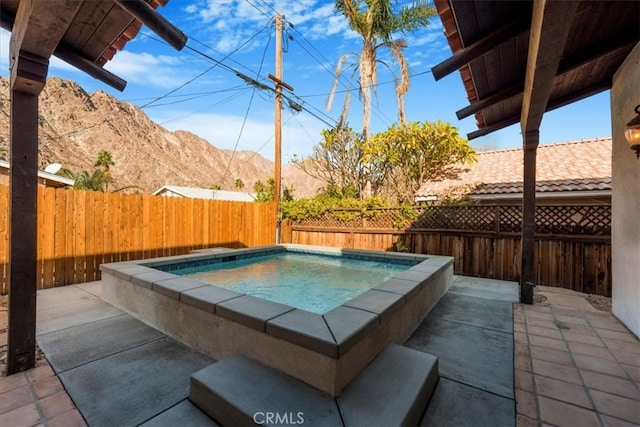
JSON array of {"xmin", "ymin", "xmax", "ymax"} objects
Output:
[{"xmin": 103, "ymin": 50, "xmax": 188, "ymax": 88}]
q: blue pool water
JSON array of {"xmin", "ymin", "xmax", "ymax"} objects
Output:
[{"xmin": 171, "ymin": 252, "xmax": 412, "ymax": 314}]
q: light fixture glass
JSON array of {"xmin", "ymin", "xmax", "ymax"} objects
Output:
[{"xmin": 625, "ymin": 104, "xmax": 640, "ymax": 159}]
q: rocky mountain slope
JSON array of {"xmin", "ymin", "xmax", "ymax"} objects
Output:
[{"xmin": 0, "ymin": 77, "xmax": 322, "ymax": 196}]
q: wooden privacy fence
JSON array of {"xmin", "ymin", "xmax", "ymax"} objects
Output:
[
  {"xmin": 281, "ymin": 204, "xmax": 612, "ymax": 296},
  {"xmin": 0, "ymin": 185, "xmax": 277, "ymax": 294}
]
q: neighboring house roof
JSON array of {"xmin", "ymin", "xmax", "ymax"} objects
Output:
[
  {"xmin": 0, "ymin": 159, "xmax": 74, "ymax": 188},
  {"xmin": 416, "ymin": 137, "xmax": 611, "ymax": 200},
  {"xmin": 153, "ymin": 185, "xmax": 255, "ymax": 202}
]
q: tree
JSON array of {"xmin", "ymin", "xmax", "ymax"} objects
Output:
[
  {"xmin": 327, "ymin": 0, "xmax": 435, "ymax": 134},
  {"xmin": 94, "ymin": 149, "xmax": 114, "ymax": 172},
  {"xmin": 368, "ymin": 121, "xmax": 477, "ymax": 203},
  {"xmin": 94, "ymin": 150, "xmax": 115, "ymax": 191},
  {"xmin": 327, "ymin": 0, "xmax": 435, "ymax": 195},
  {"xmin": 254, "ymin": 178, "xmax": 294, "ymax": 203},
  {"xmin": 72, "ymin": 170, "xmax": 114, "ymax": 192},
  {"xmin": 234, "ymin": 178, "xmax": 245, "ymax": 190},
  {"xmin": 210, "ymin": 184, "xmax": 222, "ymax": 190}
]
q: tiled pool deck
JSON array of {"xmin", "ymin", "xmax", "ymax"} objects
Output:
[{"xmin": 0, "ymin": 279, "xmax": 638, "ymax": 426}]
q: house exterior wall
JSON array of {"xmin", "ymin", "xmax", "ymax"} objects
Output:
[
  {"xmin": 611, "ymin": 42, "xmax": 640, "ymax": 338},
  {"xmin": 0, "ymin": 169, "xmax": 70, "ymax": 188}
]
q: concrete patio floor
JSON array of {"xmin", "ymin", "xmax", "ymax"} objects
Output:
[{"xmin": 0, "ymin": 277, "xmax": 638, "ymax": 426}]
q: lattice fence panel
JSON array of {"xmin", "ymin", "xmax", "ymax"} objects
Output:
[{"xmin": 292, "ymin": 204, "xmax": 611, "ymax": 236}]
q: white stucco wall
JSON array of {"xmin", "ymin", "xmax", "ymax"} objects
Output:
[{"xmin": 610, "ymin": 42, "xmax": 640, "ymax": 338}]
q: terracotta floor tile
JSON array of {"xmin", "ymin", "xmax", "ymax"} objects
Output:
[
  {"xmin": 530, "ymin": 345, "xmax": 574, "ymax": 367},
  {"xmin": 33, "ymin": 375, "xmax": 64, "ymax": 399},
  {"xmin": 590, "ymin": 389, "xmax": 640, "ymax": 424},
  {"xmin": 568, "ymin": 341, "xmax": 617, "ymax": 360},
  {"xmin": 574, "ymin": 353, "xmax": 629, "ymax": 378},
  {"xmin": 612, "ymin": 350, "xmax": 640, "ymax": 367},
  {"xmin": 621, "ymin": 364, "xmax": 640, "ymax": 382},
  {"xmin": 525, "ymin": 305, "xmax": 553, "ymax": 314},
  {"xmin": 534, "ymin": 375, "xmax": 593, "ymax": 409},
  {"xmin": 582, "ymin": 370, "xmax": 640, "ymax": 400},
  {"xmin": 515, "ymin": 331, "xmax": 529, "ymax": 344},
  {"xmin": 597, "ymin": 328, "xmax": 640, "ymax": 344},
  {"xmin": 0, "ymin": 332, "xmax": 6, "ymax": 346},
  {"xmin": 514, "ymin": 322, "xmax": 527, "ymax": 333},
  {"xmin": 0, "ymin": 372, "xmax": 27, "ymax": 394},
  {"xmin": 516, "ymin": 388, "xmax": 538, "ymax": 419},
  {"xmin": 589, "ymin": 318, "xmax": 631, "ymax": 333},
  {"xmin": 526, "ymin": 311, "xmax": 555, "ymax": 322},
  {"xmin": 39, "ymin": 391, "xmax": 76, "ymax": 420},
  {"xmin": 516, "ymin": 414, "xmax": 538, "ymax": 427},
  {"xmin": 526, "ymin": 317, "xmax": 559, "ymax": 330},
  {"xmin": 516, "ymin": 352, "xmax": 532, "ymax": 372},
  {"xmin": 516, "ymin": 342, "xmax": 531, "ymax": 357},
  {"xmin": 47, "ymin": 408, "xmax": 87, "ymax": 427},
  {"xmin": 559, "ymin": 324, "xmax": 599, "ymax": 337},
  {"xmin": 562, "ymin": 331, "xmax": 605, "ymax": 346},
  {"xmin": 601, "ymin": 414, "xmax": 640, "ymax": 427},
  {"xmin": 529, "ymin": 335, "xmax": 568, "ymax": 352},
  {"xmin": 0, "ymin": 385, "xmax": 35, "ymax": 414},
  {"xmin": 516, "ymin": 369, "xmax": 534, "ymax": 392},
  {"xmin": 528, "ymin": 325, "xmax": 564, "ymax": 340},
  {"xmin": 555, "ymin": 315, "xmax": 590, "ymax": 326},
  {"xmin": 603, "ymin": 338, "xmax": 640, "ymax": 355},
  {"xmin": 0, "ymin": 403, "xmax": 41, "ymax": 427},
  {"xmin": 552, "ymin": 307, "xmax": 586, "ymax": 318},
  {"xmin": 25, "ymin": 365, "xmax": 54, "ymax": 383},
  {"xmin": 532, "ymin": 359, "xmax": 582, "ymax": 385},
  {"xmin": 538, "ymin": 396, "xmax": 600, "ymax": 427}
]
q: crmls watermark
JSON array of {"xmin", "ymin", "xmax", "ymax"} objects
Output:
[{"xmin": 252, "ymin": 411, "xmax": 305, "ymax": 425}]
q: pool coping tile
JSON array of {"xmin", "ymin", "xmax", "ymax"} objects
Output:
[
  {"xmin": 343, "ymin": 289, "xmax": 404, "ymax": 321},
  {"xmin": 129, "ymin": 271, "xmax": 176, "ymax": 289},
  {"xmin": 180, "ymin": 286, "xmax": 244, "ymax": 313},
  {"xmin": 152, "ymin": 278, "xmax": 207, "ymax": 300},
  {"xmin": 323, "ymin": 306, "xmax": 379, "ymax": 357},
  {"xmin": 216, "ymin": 295, "xmax": 295, "ymax": 332},
  {"xmin": 266, "ymin": 310, "xmax": 338, "ymax": 358}
]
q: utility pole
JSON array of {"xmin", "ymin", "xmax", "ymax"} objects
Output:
[{"xmin": 269, "ymin": 14, "xmax": 294, "ymax": 243}]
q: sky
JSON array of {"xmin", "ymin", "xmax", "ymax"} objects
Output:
[{"xmin": 0, "ymin": 0, "xmax": 612, "ymax": 163}]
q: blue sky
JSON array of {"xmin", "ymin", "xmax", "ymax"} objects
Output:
[{"xmin": 0, "ymin": 0, "xmax": 612, "ymax": 162}]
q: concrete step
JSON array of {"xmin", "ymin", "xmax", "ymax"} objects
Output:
[
  {"xmin": 189, "ymin": 344, "xmax": 438, "ymax": 426},
  {"xmin": 190, "ymin": 354, "xmax": 343, "ymax": 426},
  {"xmin": 337, "ymin": 344, "xmax": 439, "ymax": 426}
]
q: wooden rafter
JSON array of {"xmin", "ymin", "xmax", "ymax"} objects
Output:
[
  {"xmin": 456, "ymin": 25, "xmax": 638, "ymax": 120},
  {"xmin": 466, "ymin": 79, "xmax": 611, "ymax": 140},
  {"xmin": 431, "ymin": 14, "xmax": 530, "ymax": 81},
  {"xmin": 520, "ymin": 0, "xmax": 580, "ymax": 135}
]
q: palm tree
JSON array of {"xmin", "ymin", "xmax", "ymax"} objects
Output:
[
  {"xmin": 235, "ymin": 178, "xmax": 245, "ymax": 190},
  {"xmin": 327, "ymin": 0, "xmax": 435, "ymax": 196},
  {"xmin": 94, "ymin": 150, "xmax": 115, "ymax": 191},
  {"xmin": 73, "ymin": 170, "xmax": 113, "ymax": 192}
]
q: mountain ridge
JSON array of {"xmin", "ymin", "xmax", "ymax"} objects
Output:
[{"xmin": 0, "ymin": 76, "xmax": 322, "ymax": 196}]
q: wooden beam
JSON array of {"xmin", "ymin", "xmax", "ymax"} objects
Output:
[
  {"xmin": 1, "ymin": 12, "xmax": 127, "ymax": 91},
  {"xmin": 520, "ymin": 0, "xmax": 580, "ymax": 134},
  {"xmin": 456, "ymin": 25, "xmax": 638, "ymax": 120},
  {"xmin": 431, "ymin": 14, "xmax": 530, "ymax": 81},
  {"xmin": 466, "ymin": 79, "xmax": 611, "ymax": 140},
  {"xmin": 113, "ymin": 0, "xmax": 187, "ymax": 51},
  {"xmin": 6, "ymin": 0, "xmax": 81, "ymax": 375},
  {"xmin": 520, "ymin": 130, "xmax": 539, "ymax": 304}
]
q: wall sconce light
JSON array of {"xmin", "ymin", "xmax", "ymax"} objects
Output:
[{"xmin": 625, "ymin": 105, "xmax": 640, "ymax": 159}]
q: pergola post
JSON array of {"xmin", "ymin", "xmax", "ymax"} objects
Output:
[
  {"xmin": 520, "ymin": 130, "xmax": 539, "ymax": 304},
  {"xmin": 6, "ymin": 50, "xmax": 49, "ymax": 374}
]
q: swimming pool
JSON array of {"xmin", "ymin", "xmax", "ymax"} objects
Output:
[
  {"xmin": 164, "ymin": 252, "xmax": 413, "ymax": 314},
  {"xmin": 100, "ymin": 244, "xmax": 453, "ymax": 395}
]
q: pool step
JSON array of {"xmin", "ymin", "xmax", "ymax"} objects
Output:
[{"xmin": 189, "ymin": 344, "xmax": 439, "ymax": 426}]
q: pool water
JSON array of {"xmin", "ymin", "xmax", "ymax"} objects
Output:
[{"xmin": 172, "ymin": 252, "xmax": 411, "ymax": 314}]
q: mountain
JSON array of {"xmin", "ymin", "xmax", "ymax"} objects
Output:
[{"xmin": 0, "ymin": 77, "xmax": 323, "ymax": 196}]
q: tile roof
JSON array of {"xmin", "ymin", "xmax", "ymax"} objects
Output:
[
  {"xmin": 416, "ymin": 137, "xmax": 611, "ymax": 198},
  {"xmin": 153, "ymin": 185, "xmax": 255, "ymax": 202}
]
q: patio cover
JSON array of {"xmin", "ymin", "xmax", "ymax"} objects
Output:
[
  {"xmin": 0, "ymin": 0, "xmax": 186, "ymax": 374},
  {"xmin": 432, "ymin": 0, "xmax": 639, "ymax": 303}
]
